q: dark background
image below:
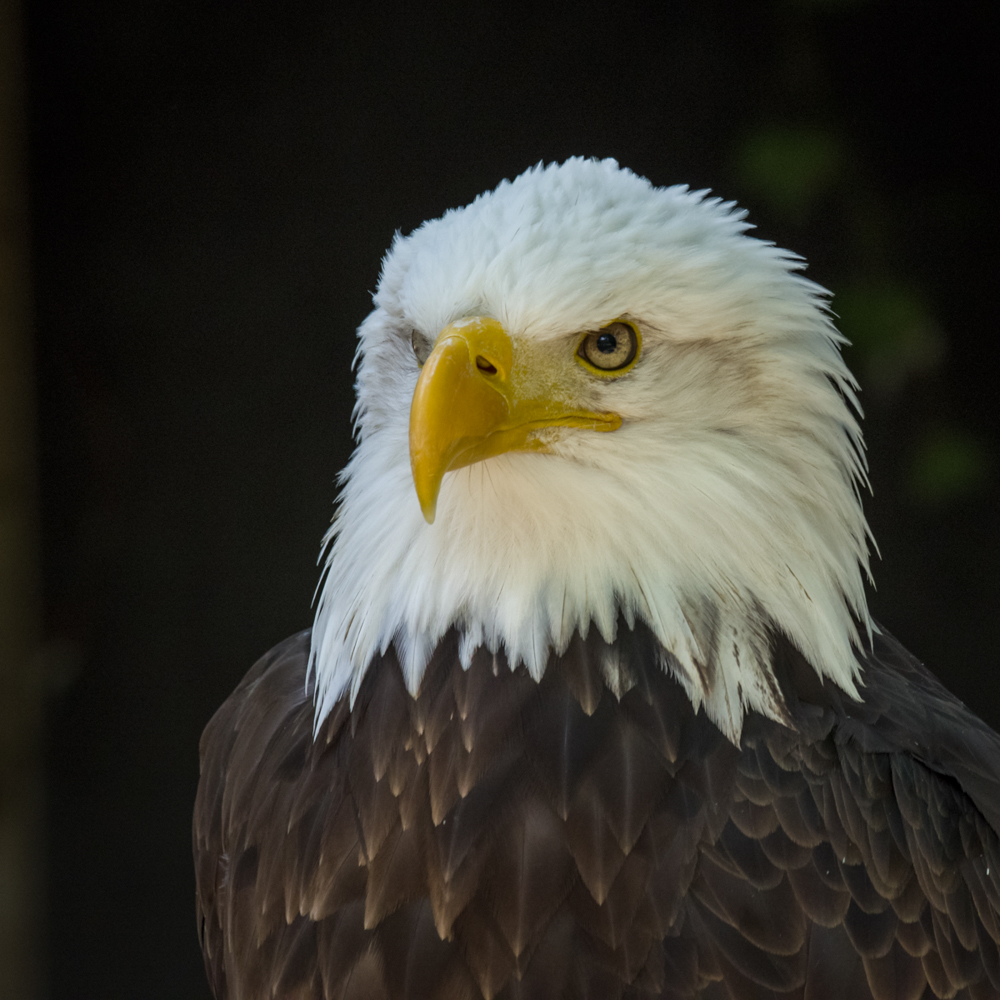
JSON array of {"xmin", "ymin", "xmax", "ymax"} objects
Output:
[{"xmin": 23, "ymin": 1, "xmax": 998, "ymax": 996}]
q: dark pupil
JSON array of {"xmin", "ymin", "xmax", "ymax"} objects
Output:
[{"xmin": 596, "ymin": 332, "xmax": 618, "ymax": 354}]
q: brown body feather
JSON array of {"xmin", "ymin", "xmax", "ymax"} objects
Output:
[{"xmin": 194, "ymin": 625, "xmax": 1000, "ymax": 999}]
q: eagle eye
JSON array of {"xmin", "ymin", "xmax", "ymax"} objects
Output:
[
  {"xmin": 411, "ymin": 330, "xmax": 433, "ymax": 366},
  {"xmin": 577, "ymin": 321, "xmax": 640, "ymax": 375}
]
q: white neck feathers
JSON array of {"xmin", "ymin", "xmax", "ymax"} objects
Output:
[{"xmin": 309, "ymin": 159, "xmax": 873, "ymax": 742}]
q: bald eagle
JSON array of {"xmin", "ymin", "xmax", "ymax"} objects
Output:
[{"xmin": 194, "ymin": 159, "xmax": 1000, "ymax": 1000}]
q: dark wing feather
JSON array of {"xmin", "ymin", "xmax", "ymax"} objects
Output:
[{"xmin": 194, "ymin": 623, "xmax": 1000, "ymax": 999}]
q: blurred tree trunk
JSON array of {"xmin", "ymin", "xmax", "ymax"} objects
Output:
[{"xmin": 0, "ymin": 0, "xmax": 43, "ymax": 997}]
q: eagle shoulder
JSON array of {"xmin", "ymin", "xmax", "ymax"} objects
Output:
[{"xmin": 194, "ymin": 626, "xmax": 1000, "ymax": 999}]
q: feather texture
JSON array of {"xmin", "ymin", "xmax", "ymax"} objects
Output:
[
  {"xmin": 310, "ymin": 158, "xmax": 872, "ymax": 741},
  {"xmin": 194, "ymin": 624, "xmax": 1000, "ymax": 999}
]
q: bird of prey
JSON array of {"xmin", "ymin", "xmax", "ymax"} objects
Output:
[{"xmin": 194, "ymin": 159, "xmax": 1000, "ymax": 999}]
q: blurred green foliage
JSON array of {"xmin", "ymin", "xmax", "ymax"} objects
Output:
[
  {"xmin": 835, "ymin": 282, "xmax": 944, "ymax": 393},
  {"xmin": 910, "ymin": 426, "xmax": 991, "ymax": 506},
  {"xmin": 730, "ymin": 3, "xmax": 993, "ymax": 511},
  {"xmin": 735, "ymin": 127, "xmax": 843, "ymax": 223}
]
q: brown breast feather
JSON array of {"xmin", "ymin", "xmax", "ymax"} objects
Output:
[{"xmin": 193, "ymin": 624, "xmax": 1000, "ymax": 999}]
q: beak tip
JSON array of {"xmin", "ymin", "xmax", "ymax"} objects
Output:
[{"xmin": 415, "ymin": 478, "xmax": 439, "ymax": 523}]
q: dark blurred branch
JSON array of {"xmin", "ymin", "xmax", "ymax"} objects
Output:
[{"xmin": 0, "ymin": 0, "xmax": 43, "ymax": 996}]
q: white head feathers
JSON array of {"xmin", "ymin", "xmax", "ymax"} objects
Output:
[{"xmin": 310, "ymin": 157, "xmax": 873, "ymax": 741}]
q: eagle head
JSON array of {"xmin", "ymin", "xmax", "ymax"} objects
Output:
[{"xmin": 311, "ymin": 158, "xmax": 872, "ymax": 740}]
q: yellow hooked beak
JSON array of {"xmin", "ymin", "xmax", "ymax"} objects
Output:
[{"xmin": 409, "ymin": 316, "xmax": 621, "ymax": 522}]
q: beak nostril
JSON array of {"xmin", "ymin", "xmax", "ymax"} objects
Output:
[{"xmin": 475, "ymin": 356, "xmax": 498, "ymax": 375}]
